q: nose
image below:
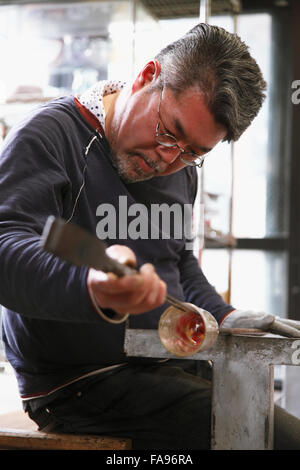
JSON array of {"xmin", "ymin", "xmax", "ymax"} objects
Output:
[{"xmin": 156, "ymin": 145, "xmax": 181, "ymax": 165}]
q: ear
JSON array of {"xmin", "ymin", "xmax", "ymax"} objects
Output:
[{"xmin": 132, "ymin": 60, "xmax": 161, "ymax": 93}]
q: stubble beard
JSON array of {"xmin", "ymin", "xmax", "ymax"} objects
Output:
[
  {"xmin": 108, "ymin": 148, "xmax": 147, "ymax": 184},
  {"xmin": 107, "ymin": 120, "xmax": 162, "ymax": 184}
]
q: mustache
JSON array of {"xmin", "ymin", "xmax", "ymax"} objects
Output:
[{"xmin": 131, "ymin": 152, "xmax": 166, "ymax": 173}]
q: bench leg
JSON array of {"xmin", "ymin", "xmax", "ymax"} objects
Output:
[{"xmin": 211, "ymin": 358, "xmax": 274, "ymax": 449}]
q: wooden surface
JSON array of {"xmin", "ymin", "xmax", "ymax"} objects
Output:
[
  {"xmin": 0, "ymin": 428, "xmax": 131, "ymax": 450},
  {"xmin": 0, "ymin": 411, "xmax": 131, "ymax": 450},
  {"xmin": 0, "ymin": 410, "xmax": 37, "ymax": 430}
]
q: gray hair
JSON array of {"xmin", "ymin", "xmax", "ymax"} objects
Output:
[{"xmin": 155, "ymin": 23, "xmax": 267, "ymax": 142}]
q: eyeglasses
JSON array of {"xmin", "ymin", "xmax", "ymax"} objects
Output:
[{"xmin": 155, "ymin": 86, "xmax": 206, "ymax": 169}]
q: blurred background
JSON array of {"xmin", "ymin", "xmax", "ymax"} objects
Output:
[{"xmin": 0, "ymin": 0, "xmax": 299, "ymax": 418}]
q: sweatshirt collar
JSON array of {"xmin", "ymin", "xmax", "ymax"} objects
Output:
[{"xmin": 76, "ymin": 80, "xmax": 126, "ymax": 134}]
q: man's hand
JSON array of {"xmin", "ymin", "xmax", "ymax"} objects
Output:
[
  {"xmin": 220, "ymin": 310, "xmax": 275, "ymax": 330},
  {"xmin": 220, "ymin": 309, "xmax": 300, "ymax": 337},
  {"xmin": 87, "ymin": 244, "xmax": 167, "ymax": 315}
]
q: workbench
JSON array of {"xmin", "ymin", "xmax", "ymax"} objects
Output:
[{"xmin": 124, "ymin": 329, "xmax": 300, "ymax": 450}]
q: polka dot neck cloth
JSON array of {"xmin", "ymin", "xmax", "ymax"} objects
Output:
[{"xmin": 77, "ymin": 80, "xmax": 126, "ymax": 132}]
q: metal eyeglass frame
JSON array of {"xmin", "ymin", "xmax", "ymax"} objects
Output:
[{"xmin": 155, "ymin": 86, "xmax": 206, "ymax": 169}]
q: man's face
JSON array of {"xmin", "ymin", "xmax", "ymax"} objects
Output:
[{"xmin": 106, "ymin": 76, "xmax": 227, "ymax": 184}]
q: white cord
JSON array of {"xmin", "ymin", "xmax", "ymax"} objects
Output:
[
  {"xmin": 84, "ymin": 135, "xmax": 98, "ymax": 156},
  {"xmin": 66, "ymin": 135, "xmax": 98, "ymax": 223}
]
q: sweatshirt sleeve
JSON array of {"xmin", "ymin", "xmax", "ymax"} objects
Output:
[{"xmin": 0, "ymin": 118, "xmax": 105, "ymax": 323}]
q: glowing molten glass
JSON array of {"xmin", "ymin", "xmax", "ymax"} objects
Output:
[{"xmin": 158, "ymin": 304, "xmax": 216, "ymax": 357}]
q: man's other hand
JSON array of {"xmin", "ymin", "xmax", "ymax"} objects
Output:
[
  {"xmin": 220, "ymin": 310, "xmax": 275, "ymax": 330},
  {"xmin": 220, "ymin": 309, "xmax": 300, "ymax": 337}
]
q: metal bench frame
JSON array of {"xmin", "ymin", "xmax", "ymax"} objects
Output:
[{"xmin": 124, "ymin": 329, "xmax": 300, "ymax": 450}]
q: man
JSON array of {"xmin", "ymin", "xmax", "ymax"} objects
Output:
[{"xmin": 0, "ymin": 23, "xmax": 299, "ymax": 449}]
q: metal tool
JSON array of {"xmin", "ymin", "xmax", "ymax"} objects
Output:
[{"xmin": 41, "ymin": 216, "xmax": 191, "ymax": 314}]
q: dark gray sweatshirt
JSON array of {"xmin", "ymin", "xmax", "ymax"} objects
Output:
[{"xmin": 0, "ymin": 96, "xmax": 232, "ymax": 398}]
